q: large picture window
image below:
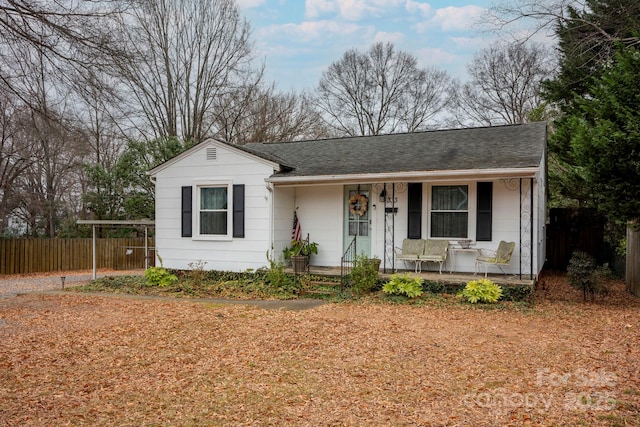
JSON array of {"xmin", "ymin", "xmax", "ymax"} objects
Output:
[
  {"xmin": 431, "ymin": 185, "xmax": 468, "ymax": 238},
  {"xmin": 199, "ymin": 185, "xmax": 228, "ymax": 236}
]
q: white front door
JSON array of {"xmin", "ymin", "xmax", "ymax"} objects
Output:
[{"xmin": 343, "ymin": 185, "xmax": 371, "ymax": 257}]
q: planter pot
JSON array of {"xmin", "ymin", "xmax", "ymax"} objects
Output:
[
  {"xmin": 369, "ymin": 258, "xmax": 381, "ymax": 271},
  {"xmin": 291, "ymin": 255, "xmax": 309, "ymax": 274}
]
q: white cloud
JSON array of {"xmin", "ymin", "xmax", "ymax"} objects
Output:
[
  {"xmin": 262, "ymin": 20, "xmax": 365, "ymax": 43},
  {"xmin": 431, "ymin": 5, "xmax": 485, "ymax": 31},
  {"xmin": 306, "ymin": 0, "xmax": 408, "ymax": 21},
  {"xmin": 373, "ymin": 31, "xmax": 405, "ymax": 44},
  {"xmin": 405, "ymin": 0, "xmax": 431, "ymax": 17},
  {"xmin": 371, "ymin": 0, "xmax": 405, "ymax": 8},
  {"xmin": 415, "ymin": 47, "xmax": 458, "ymax": 65},
  {"xmin": 235, "ymin": 0, "xmax": 266, "ymax": 9},
  {"xmin": 451, "ymin": 36, "xmax": 494, "ymax": 52},
  {"xmin": 336, "ymin": 0, "xmax": 374, "ymax": 21},
  {"xmin": 305, "ymin": 0, "xmax": 336, "ymax": 19}
]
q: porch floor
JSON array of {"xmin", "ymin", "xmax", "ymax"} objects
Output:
[{"xmin": 288, "ymin": 265, "xmax": 536, "ymax": 287}]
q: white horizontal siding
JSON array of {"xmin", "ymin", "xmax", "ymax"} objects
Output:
[
  {"xmin": 273, "ymin": 187, "xmax": 295, "ymax": 262},
  {"xmin": 288, "ymin": 185, "xmax": 343, "ymax": 267},
  {"xmin": 154, "ymin": 143, "xmax": 275, "ymax": 271}
]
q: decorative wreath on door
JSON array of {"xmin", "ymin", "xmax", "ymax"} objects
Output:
[{"xmin": 349, "ymin": 193, "xmax": 368, "ymax": 216}]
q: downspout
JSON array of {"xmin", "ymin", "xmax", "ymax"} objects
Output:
[
  {"xmin": 519, "ymin": 178, "xmax": 522, "ymax": 280},
  {"xmin": 149, "ymin": 174, "xmax": 157, "ymax": 268},
  {"xmin": 266, "ymin": 181, "xmax": 274, "ymax": 257},
  {"xmin": 530, "ymin": 177, "xmax": 534, "ymax": 279}
]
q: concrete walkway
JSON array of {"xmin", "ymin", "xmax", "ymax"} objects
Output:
[{"xmin": 35, "ymin": 290, "xmax": 327, "ymax": 311}]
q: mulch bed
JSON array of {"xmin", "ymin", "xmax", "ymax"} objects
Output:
[{"xmin": 0, "ymin": 271, "xmax": 638, "ymax": 426}]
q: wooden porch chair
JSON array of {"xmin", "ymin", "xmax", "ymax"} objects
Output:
[{"xmin": 475, "ymin": 241, "xmax": 516, "ymax": 277}]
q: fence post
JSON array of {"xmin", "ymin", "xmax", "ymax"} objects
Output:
[
  {"xmin": 92, "ymin": 225, "xmax": 97, "ymax": 280},
  {"xmin": 626, "ymin": 221, "xmax": 640, "ymax": 297}
]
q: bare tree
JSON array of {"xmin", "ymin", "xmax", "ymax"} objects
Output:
[
  {"xmin": 3, "ymin": 37, "xmax": 90, "ymax": 237},
  {"xmin": 13, "ymin": 105, "xmax": 89, "ymax": 237},
  {"xmin": 484, "ymin": 0, "xmax": 640, "ymax": 50},
  {"xmin": 113, "ymin": 0, "xmax": 254, "ymax": 144},
  {"xmin": 73, "ymin": 72, "xmax": 127, "ymax": 168},
  {"xmin": 453, "ymin": 42, "xmax": 555, "ymax": 126},
  {"xmin": 214, "ymin": 83, "xmax": 330, "ymax": 144},
  {"xmin": 0, "ymin": 1, "xmax": 127, "ymax": 109},
  {"xmin": 0, "ymin": 93, "xmax": 35, "ymax": 234},
  {"xmin": 315, "ymin": 42, "xmax": 453, "ymax": 136}
]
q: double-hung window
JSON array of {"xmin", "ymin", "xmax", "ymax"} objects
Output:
[
  {"xmin": 198, "ymin": 184, "xmax": 230, "ymax": 238},
  {"xmin": 182, "ymin": 181, "xmax": 244, "ymax": 240},
  {"xmin": 430, "ymin": 185, "xmax": 468, "ymax": 238}
]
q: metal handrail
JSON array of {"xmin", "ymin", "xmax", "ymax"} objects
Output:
[{"xmin": 340, "ymin": 236, "xmax": 357, "ymax": 286}]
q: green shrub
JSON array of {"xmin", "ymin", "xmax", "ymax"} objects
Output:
[
  {"xmin": 420, "ymin": 280, "xmax": 532, "ymax": 302},
  {"xmin": 460, "ymin": 278, "xmax": 503, "ymax": 304},
  {"xmin": 264, "ymin": 252, "xmax": 298, "ymax": 297},
  {"xmin": 422, "ymin": 280, "xmax": 462, "ymax": 295},
  {"xmin": 567, "ymin": 251, "xmax": 608, "ymax": 301},
  {"xmin": 501, "ymin": 284, "xmax": 534, "ymax": 302},
  {"xmin": 144, "ymin": 266, "xmax": 178, "ymax": 287},
  {"xmin": 383, "ymin": 273, "xmax": 423, "ymax": 298},
  {"xmin": 75, "ymin": 275, "xmax": 148, "ymax": 293},
  {"xmin": 350, "ymin": 254, "xmax": 380, "ymax": 295}
]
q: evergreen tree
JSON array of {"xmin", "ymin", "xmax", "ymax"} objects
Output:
[
  {"xmin": 555, "ymin": 47, "xmax": 640, "ymax": 224},
  {"xmin": 544, "ymin": 0, "xmax": 640, "ymax": 108},
  {"xmin": 84, "ymin": 137, "xmax": 186, "ymax": 221},
  {"xmin": 543, "ymin": 0, "xmax": 640, "ymax": 210}
]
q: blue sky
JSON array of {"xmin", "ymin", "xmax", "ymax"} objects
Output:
[{"xmin": 237, "ymin": 0, "xmax": 498, "ymax": 92}]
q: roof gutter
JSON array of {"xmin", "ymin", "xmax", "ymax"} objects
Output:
[{"xmin": 265, "ymin": 167, "xmax": 540, "ymax": 186}]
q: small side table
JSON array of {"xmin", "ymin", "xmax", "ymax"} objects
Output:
[{"xmin": 449, "ymin": 246, "xmax": 478, "ymax": 273}]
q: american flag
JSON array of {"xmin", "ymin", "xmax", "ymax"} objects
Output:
[{"xmin": 292, "ymin": 211, "xmax": 301, "ymax": 241}]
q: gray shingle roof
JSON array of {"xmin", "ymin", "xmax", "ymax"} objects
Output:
[{"xmin": 243, "ymin": 122, "xmax": 547, "ymax": 178}]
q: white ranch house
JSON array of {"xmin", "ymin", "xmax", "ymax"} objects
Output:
[{"xmin": 150, "ymin": 122, "xmax": 548, "ymax": 278}]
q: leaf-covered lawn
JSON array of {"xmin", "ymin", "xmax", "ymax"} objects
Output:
[{"xmin": 0, "ymin": 272, "xmax": 638, "ymax": 426}]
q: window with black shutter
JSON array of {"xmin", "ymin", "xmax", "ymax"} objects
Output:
[
  {"xmin": 476, "ymin": 182, "xmax": 493, "ymax": 241},
  {"xmin": 233, "ymin": 184, "xmax": 245, "ymax": 238},
  {"xmin": 407, "ymin": 183, "xmax": 422, "ymax": 239},
  {"xmin": 181, "ymin": 186, "xmax": 192, "ymax": 237}
]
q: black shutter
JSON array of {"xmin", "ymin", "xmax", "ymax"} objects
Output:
[
  {"xmin": 233, "ymin": 184, "xmax": 245, "ymax": 238},
  {"xmin": 476, "ymin": 182, "xmax": 492, "ymax": 241},
  {"xmin": 407, "ymin": 183, "xmax": 422, "ymax": 239},
  {"xmin": 181, "ymin": 186, "xmax": 192, "ymax": 237}
]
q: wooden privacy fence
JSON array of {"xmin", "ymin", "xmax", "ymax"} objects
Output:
[
  {"xmin": 0, "ymin": 238, "xmax": 155, "ymax": 275},
  {"xmin": 627, "ymin": 222, "xmax": 640, "ymax": 297},
  {"xmin": 546, "ymin": 208, "xmax": 606, "ymax": 270}
]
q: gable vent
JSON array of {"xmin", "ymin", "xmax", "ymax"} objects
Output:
[{"xmin": 206, "ymin": 147, "xmax": 217, "ymax": 160}]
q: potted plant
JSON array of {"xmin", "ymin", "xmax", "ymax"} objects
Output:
[
  {"xmin": 287, "ymin": 237, "xmax": 318, "ymax": 273},
  {"xmin": 368, "ymin": 256, "xmax": 381, "ymax": 271}
]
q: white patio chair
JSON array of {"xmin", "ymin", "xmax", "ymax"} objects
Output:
[{"xmin": 475, "ymin": 241, "xmax": 515, "ymax": 277}]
